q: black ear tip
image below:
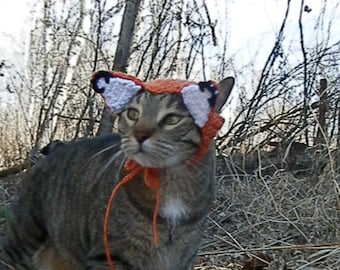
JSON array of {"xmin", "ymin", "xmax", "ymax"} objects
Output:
[
  {"xmin": 91, "ymin": 70, "xmax": 114, "ymax": 93},
  {"xmin": 198, "ymin": 80, "xmax": 219, "ymax": 107}
]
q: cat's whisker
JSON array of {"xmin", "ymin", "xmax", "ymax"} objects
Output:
[
  {"xmin": 147, "ymin": 147, "xmax": 173, "ymax": 159},
  {"xmin": 97, "ymin": 150, "xmax": 125, "ymax": 178},
  {"xmin": 117, "ymin": 153, "xmax": 128, "ymax": 177},
  {"xmin": 89, "ymin": 143, "xmax": 121, "ymax": 160},
  {"xmin": 123, "ymin": 145, "xmax": 138, "ymax": 154},
  {"xmin": 86, "ymin": 150, "xmax": 125, "ymax": 192},
  {"xmin": 154, "ymin": 141, "xmax": 174, "ymax": 152}
]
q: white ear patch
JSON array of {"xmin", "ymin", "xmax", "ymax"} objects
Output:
[
  {"xmin": 181, "ymin": 84, "xmax": 213, "ymax": 127},
  {"xmin": 96, "ymin": 77, "xmax": 142, "ymax": 113}
]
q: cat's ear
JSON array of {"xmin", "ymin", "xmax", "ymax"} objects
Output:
[
  {"xmin": 91, "ymin": 70, "xmax": 143, "ymax": 113},
  {"xmin": 215, "ymin": 77, "xmax": 235, "ymax": 112}
]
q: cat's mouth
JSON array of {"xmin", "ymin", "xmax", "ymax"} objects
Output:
[
  {"xmin": 121, "ymin": 141, "xmax": 184, "ymax": 168},
  {"xmin": 120, "ymin": 139, "xmax": 159, "ymax": 167},
  {"xmin": 130, "ymin": 149, "xmax": 192, "ymax": 168},
  {"xmin": 131, "ymin": 152, "xmax": 155, "ymax": 167}
]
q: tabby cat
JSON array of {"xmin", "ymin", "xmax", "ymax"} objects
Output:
[{"xmin": 2, "ymin": 71, "xmax": 234, "ymax": 270}]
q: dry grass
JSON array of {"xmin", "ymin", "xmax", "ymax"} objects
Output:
[
  {"xmin": 0, "ymin": 157, "xmax": 339, "ymax": 269},
  {"xmin": 195, "ymin": 157, "xmax": 340, "ymax": 269}
]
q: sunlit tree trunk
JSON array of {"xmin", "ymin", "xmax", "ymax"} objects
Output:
[{"xmin": 97, "ymin": 0, "xmax": 142, "ymax": 136}]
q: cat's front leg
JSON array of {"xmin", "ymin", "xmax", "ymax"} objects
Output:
[
  {"xmin": 32, "ymin": 244, "xmax": 79, "ymax": 270},
  {"xmin": 85, "ymin": 254, "xmax": 132, "ymax": 270},
  {"xmin": 85, "ymin": 261, "xmax": 129, "ymax": 270},
  {"xmin": 2, "ymin": 209, "xmax": 45, "ymax": 269}
]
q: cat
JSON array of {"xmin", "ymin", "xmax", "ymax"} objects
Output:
[{"xmin": 1, "ymin": 72, "xmax": 234, "ymax": 270}]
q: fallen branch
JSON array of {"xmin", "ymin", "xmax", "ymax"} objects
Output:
[{"xmin": 198, "ymin": 242, "xmax": 340, "ymax": 256}]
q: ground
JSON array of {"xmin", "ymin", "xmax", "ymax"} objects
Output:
[{"xmin": 0, "ymin": 158, "xmax": 339, "ymax": 269}]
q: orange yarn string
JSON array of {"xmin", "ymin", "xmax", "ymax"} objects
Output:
[
  {"xmin": 103, "ymin": 160, "xmax": 161, "ymax": 270},
  {"xmin": 144, "ymin": 168, "xmax": 161, "ymax": 245}
]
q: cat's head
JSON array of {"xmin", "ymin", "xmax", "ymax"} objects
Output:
[{"xmin": 91, "ymin": 71, "xmax": 234, "ymax": 168}]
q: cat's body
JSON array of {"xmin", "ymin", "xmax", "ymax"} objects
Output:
[{"xmin": 2, "ymin": 75, "xmax": 234, "ymax": 270}]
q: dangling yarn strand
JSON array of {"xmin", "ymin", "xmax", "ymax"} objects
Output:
[
  {"xmin": 103, "ymin": 161, "xmax": 161, "ymax": 270},
  {"xmin": 103, "ymin": 163, "xmax": 143, "ymax": 270},
  {"xmin": 144, "ymin": 168, "xmax": 161, "ymax": 245}
]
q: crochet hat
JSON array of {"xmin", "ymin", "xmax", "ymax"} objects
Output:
[{"xmin": 91, "ymin": 70, "xmax": 225, "ymax": 162}]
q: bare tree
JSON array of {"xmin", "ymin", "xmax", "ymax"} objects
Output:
[
  {"xmin": 1, "ymin": 0, "xmax": 339, "ymax": 177},
  {"xmin": 96, "ymin": 0, "xmax": 142, "ymax": 136},
  {"xmin": 217, "ymin": 0, "xmax": 340, "ymax": 157},
  {"xmin": 315, "ymin": 78, "xmax": 329, "ymax": 145},
  {"xmin": 129, "ymin": 0, "xmax": 218, "ymax": 81}
]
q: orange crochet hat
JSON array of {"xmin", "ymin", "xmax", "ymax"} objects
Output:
[{"xmin": 91, "ymin": 70, "xmax": 225, "ymax": 161}]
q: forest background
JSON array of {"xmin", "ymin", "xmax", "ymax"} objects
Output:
[{"xmin": 0, "ymin": 0, "xmax": 339, "ymax": 164}]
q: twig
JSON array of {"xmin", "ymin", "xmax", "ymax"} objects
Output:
[{"xmin": 198, "ymin": 242, "xmax": 340, "ymax": 256}]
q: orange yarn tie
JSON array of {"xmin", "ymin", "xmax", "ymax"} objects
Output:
[{"xmin": 103, "ymin": 160, "xmax": 161, "ymax": 270}]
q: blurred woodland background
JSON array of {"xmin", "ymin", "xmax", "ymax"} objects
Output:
[
  {"xmin": 0, "ymin": 0, "xmax": 339, "ymax": 175},
  {"xmin": 0, "ymin": 0, "xmax": 339, "ymax": 269}
]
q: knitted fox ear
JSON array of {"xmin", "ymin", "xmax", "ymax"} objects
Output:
[
  {"xmin": 91, "ymin": 70, "xmax": 143, "ymax": 113},
  {"xmin": 181, "ymin": 81, "xmax": 219, "ymax": 128}
]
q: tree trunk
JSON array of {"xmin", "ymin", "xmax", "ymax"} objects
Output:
[
  {"xmin": 315, "ymin": 78, "xmax": 328, "ymax": 145},
  {"xmin": 96, "ymin": 0, "xmax": 142, "ymax": 136}
]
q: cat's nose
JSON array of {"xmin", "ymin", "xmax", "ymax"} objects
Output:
[{"xmin": 134, "ymin": 130, "xmax": 152, "ymax": 143}]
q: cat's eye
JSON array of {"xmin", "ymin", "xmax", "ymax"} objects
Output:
[
  {"xmin": 162, "ymin": 114, "xmax": 182, "ymax": 125},
  {"xmin": 126, "ymin": 108, "xmax": 140, "ymax": 121}
]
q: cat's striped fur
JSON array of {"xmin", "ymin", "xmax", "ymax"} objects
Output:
[{"xmin": 2, "ymin": 77, "xmax": 234, "ymax": 270}]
